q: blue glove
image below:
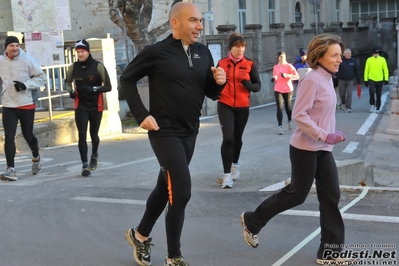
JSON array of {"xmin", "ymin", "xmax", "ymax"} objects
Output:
[
  {"xmin": 271, "ymin": 78, "xmax": 275, "ymax": 83},
  {"xmin": 13, "ymin": 81, "xmax": 27, "ymax": 92}
]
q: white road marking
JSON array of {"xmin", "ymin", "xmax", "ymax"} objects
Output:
[
  {"xmin": 357, "ymin": 92, "xmax": 388, "ymax": 135},
  {"xmin": 259, "ymin": 181, "xmax": 286, "ymax": 191},
  {"xmin": 271, "ymin": 187, "xmax": 370, "ymax": 266},
  {"xmin": 0, "ymin": 156, "xmax": 157, "ymax": 186},
  {"xmin": 281, "ymin": 209, "xmax": 399, "ymax": 223},
  {"xmin": 342, "ymin": 141, "xmax": 359, "ymax": 153},
  {"xmin": 71, "ymin": 196, "xmax": 146, "ymax": 205}
]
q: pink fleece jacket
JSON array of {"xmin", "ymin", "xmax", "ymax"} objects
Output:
[{"xmin": 290, "ymin": 67, "xmax": 337, "ymax": 152}]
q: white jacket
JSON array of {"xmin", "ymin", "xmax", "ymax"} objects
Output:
[{"xmin": 0, "ymin": 48, "xmax": 47, "ymax": 108}]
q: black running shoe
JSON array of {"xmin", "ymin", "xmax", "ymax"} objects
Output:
[
  {"xmin": 89, "ymin": 154, "xmax": 98, "ymax": 171},
  {"xmin": 81, "ymin": 166, "xmax": 91, "ymax": 177}
]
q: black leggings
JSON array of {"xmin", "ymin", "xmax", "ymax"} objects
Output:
[
  {"xmin": 274, "ymin": 91, "xmax": 293, "ymax": 126},
  {"xmin": 368, "ymin": 80, "xmax": 383, "ymax": 110},
  {"xmin": 247, "ymin": 145, "xmax": 344, "ymax": 257},
  {"xmin": 217, "ymin": 102, "xmax": 249, "ymax": 173},
  {"xmin": 2, "ymin": 107, "xmax": 39, "ymax": 167},
  {"xmin": 137, "ymin": 135, "xmax": 196, "ymax": 259},
  {"xmin": 74, "ymin": 109, "xmax": 102, "ymax": 164}
]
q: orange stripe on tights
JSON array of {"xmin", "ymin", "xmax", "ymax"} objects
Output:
[{"xmin": 167, "ymin": 170, "xmax": 173, "ymax": 206}]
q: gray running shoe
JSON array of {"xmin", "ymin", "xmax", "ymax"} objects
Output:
[
  {"xmin": 32, "ymin": 156, "xmax": 41, "ymax": 175},
  {"xmin": 125, "ymin": 227, "xmax": 153, "ymax": 266},
  {"xmin": 89, "ymin": 153, "xmax": 98, "ymax": 171},
  {"xmin": 240, "ymin": 212, "xmax": 259, "ymax": 248},
  {"xmin": 231, "ymin": 163, "xmax": 240, "ymax": 180},
  {"xmin": 164, "ymin": 256, "xmax": 190, "ymax": 266},
  {"xmin": 1, "ymin": 167, "xmax": 17, "ymax": 181},
  {"xmin": 278, "ymin": 126, "xmax": 284, "ymax": 135},
  {"xmin": 221, "ymin": 173, "xmax": 233, "ymax": 189}
]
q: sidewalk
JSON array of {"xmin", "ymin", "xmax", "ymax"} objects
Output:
[{"xmin": 364, "ymin": 108, "xmax": 399, "ymax": 187}]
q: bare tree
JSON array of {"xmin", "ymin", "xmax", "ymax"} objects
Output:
[{"xmin": 108, "ymin": 0, "xmax": 182, "ymax": 51}]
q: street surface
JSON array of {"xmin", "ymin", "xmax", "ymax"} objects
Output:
[{"xmin": 1, "ymin": 86, "xmax": 398, "ymax": 266}]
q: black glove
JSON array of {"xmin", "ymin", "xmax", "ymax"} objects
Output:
[
  {"xmin": 364, "ymin": 81, "xmax": 368, "ymax": 87},
  {"xmin": 281, "ymin": 73, "xmax": 285, "ymax": 78},
  {"xmin": 384, "ymin": 80, "xmax": 388, "ymax": 85},
  {"xmin": 82, "ymin": 85, "xmax": 100, "ymax": 93},
  {"xmin": 13, "ymin": 81, "xmax": 27, "ymax": 92},
  {"xmin": 241, "ymin": 80, "xmax": 251, "ymax": 89},
  {"xmin": 69, "ymin": 90, "xmax": 76, "ymax": 99},
  {"xmin": 271, "ymin": 78, "xmax": 275, "ymax": 83}
]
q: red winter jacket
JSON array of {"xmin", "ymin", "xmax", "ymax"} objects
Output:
[{"xmin": 217, "ymin": 56, "xmax": 261, "ymax": 108}]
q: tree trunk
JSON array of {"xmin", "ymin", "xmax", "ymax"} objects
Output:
[{"xmin": 108, "ymin": 0, "xmax": 182, "ymax": 53}]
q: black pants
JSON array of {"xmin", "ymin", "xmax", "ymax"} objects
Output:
[
  {"xmin": 74, "ymin": 109, "xmax": 102, "ymax": 164},
  {"xmin": 368, "ymin": 80, "xmax": 383, "ymax": 110},
  {"xmin": 217, "ymin": 102, "xmax": 249, "ymax": 173},
  {"xmin": 246, "ymin": 145, "xmax": 344, "ymax": 257},
  {"xmin": 274, "ymin": 91, "xmax": 293, "ymax": 126},
  {"xmin": 137, "ymin": 134, "xmax": 196, "ymax": 259},
  {"xmin": 2, "ymin": 107, "xmax": 39, "ymax": 168}
]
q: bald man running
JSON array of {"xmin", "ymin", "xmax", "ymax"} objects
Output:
[{"xmin": 121, "ymin": 2, "xmax": 226, "ymax": 266}]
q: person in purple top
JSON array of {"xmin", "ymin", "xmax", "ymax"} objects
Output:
[{"xmin": 240, "ymin": 33, "xmax": 351, "ymax": 265}]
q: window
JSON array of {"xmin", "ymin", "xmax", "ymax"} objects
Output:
[
  {"xmin": 336, "ymin": 0, "xmax": 341, "ymax": 21},
  {"xmin": 238, "ymin": 0, "xmax": 247, "ymax": 33},
  {"xmin": 269, "ymin": 0, "xmax": 275, "ymax": 24},
  {"xmin": 295, "ymin": 2, "xmax": 302, "ymax": 23},
  {"xmin": 351, "ymin": 0, "xmax": 399, "ymax": 23}
]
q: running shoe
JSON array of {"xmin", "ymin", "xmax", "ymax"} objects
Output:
[
  {"xmin": 221, "ymin": 173, "xmax": 233, "ymax": 188},
  {"xmin": 278, "ymin": 126, "xmax": 284, "ymax": 135},
  {"xmin": 125, "ymin": 227, "xmax": 153, "ymax": 266},
  {"xmin": 81, "ymin": 165, "xmax": 91, "ymax": 177},
  {"xmin": 89, "ymin": 153, "xmax": 98, "ymax": 171},
  {"xmin": 231, "ymin": 163, "xmax": 240, "ymax": 180},
  {"xmin": 240, "ymin": 212, "xmax": 259, "ymax": 248},
  {"xmin": 1, "ymin": 167, "xmax": 17, "ymax": 181},
  {"xmin": 164, "ymin": 256, "xmax": 190, "ymax": 266},
  {"xmin": 32, "ymin": 155, "xmax": 41, "ymax": 175}
]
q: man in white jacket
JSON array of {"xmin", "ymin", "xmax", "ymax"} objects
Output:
[{"xmin": 0, "ymin": 36, "xmax": 47, "ymax": 181}]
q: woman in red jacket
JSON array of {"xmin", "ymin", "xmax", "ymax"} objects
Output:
[{"xmin": 217, "ymin": 33, "xmax": 261, "ymax": 189}]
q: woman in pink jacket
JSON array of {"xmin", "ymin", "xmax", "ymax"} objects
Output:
[
  {"xmin": 240, "ymin": 34, "xmax": 350, "ymax": 265},
  {"xmin": 272, "ymin": 51, "xmax": 299, "ymax": 135}
]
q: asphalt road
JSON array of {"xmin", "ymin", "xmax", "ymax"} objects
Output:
[{"xmin": 0, "ymin": 85, "xmax": 398, "ymax": 266}]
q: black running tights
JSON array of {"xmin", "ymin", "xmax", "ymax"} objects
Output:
[
  {"xmin": 74, "ymin": 109, "xmax": 102, "ymax": 164},
  {"xmin": 217, "ymin": 102, "xmax": 249, "ymax": 173},
  {"xmin": 2, "ymin": 107, "xmax": 39, "ymax": 168},
  {"xmin": 137, "ymin": 134, "xmax": 196, "ymax": 259}
]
